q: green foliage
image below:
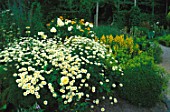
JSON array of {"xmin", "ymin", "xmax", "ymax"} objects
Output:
[
  {"xmin": 135, "ymin": 37, "xmax": 163, "ymax": 63},
  {"xmin": 0, "ymin": 10, "xmax": 21, "ymax": 50},
  {"xmin": 94, "ymin": 25, "xmax": 120, "ymax": 38},
  {"xmin": 0, "ymin": 34, "xmax": 123, "ymax": 111},
  {"xmin": 166, "ymin": 12, "xmax": 170, "ymax": 24},
  {"xmin": 113, "ymin": 11, "xmax": 129, "ymax": 29},
  {"xmin": 129, "ymin": 6, "xmax": 141, "ymax": 27},
  {"xmin": 8, "ymin": 0, "xmax": 45, "ymax": 36},
  {"xmin": 118, "ymin": 53, "xmax": 167, "ymax": 107},
  {"xmin": 146, "ymin": 41, "xmax": 163, "ymax": 63},
  {"xmin": 158, "ymin": 34, "xmax": 170, "ymax": 47}
]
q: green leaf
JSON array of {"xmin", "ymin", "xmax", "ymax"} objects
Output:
[{"xmin": 0, "ymin": 104, "xmax": 7, "ymax": 110}]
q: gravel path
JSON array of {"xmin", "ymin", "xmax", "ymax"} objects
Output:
[
  {"xmin": 159, "ymin": 45, "xmax": 170, "ymax": 73},
  {"xmin": 159, "ymin": 45, "xmax": 170, "ymax": 112}
]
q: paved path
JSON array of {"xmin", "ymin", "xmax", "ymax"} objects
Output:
[
  {"xmin": 159, "ymin": 45, "xmax": 170, "ymax": 112},
  {"xmin": 159, "ymin": 45, "xmax": 170, "ymax": 73}
]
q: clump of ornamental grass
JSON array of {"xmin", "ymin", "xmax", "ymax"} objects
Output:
[
  {"xmin": 0, "ymin": 34, "xmax": 123, "ymax": 111},
  {"xmin": 0, "ymin": 9, "xmax": 21, "ymax": 50}
]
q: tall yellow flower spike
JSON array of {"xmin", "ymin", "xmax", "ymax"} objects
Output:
[
  {"xmin": 108, "ymin": 35, "xmax": 114, "ymax": 44},
  {"xmin": 80, "ymin": 19, "xmax": 85, "ymax": 24},
  {"xmin": 113, "ymin": 35, "xmax": 124, "ymax": 46},
  {"xmin": 100, "ymin": 35, "xmax": 106, "ymax": 43}
]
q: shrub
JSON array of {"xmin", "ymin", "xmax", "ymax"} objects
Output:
[
  {"xmin": 166, "ymin": 12, "xmax": 170, "ymax": 24},
  {"xmin": 46, "ymin": 17, "xmax": 95, "ymax": 42},
  {"xmin": 146, "ymin": 41, "xmax": 163, "ymax": 63},
  {"xmin": 0, "ymin": 34, "xmax": 123, "ymax": 111},
  {"xmin": 135, "ymin": 37, "xmax": 163, "ymax": 63},
  {"xmin": 129, "ymin": 6, "xmax": 141, "ymax": 27},
  {"xmin": 118, "ymin": 53, "xmax": 166, "ymax": 107},
  {"xmin": 94, "ymin": 25, "xmax": 120, "ymax": 38},
  {"xmin": 158, "ymin": 34, "xmax": 170, "ymax": 47},
  {"xmin": 98, "ymin": 34, "xmax": 141, "ymax": 65}
]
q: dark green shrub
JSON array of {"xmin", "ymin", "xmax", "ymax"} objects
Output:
[
  {"xmin": 113, "ymin": 11, "xmax": 129, "ymax": 29},
  {"xmin": 158, "ymin": 34, "xmax": 170, "ymax": 47},
  {"xmin": 167, "ymin": 12, "xmax": 170, "ymax": 25},
  {"xmin": 118, "ymin": 53, "xmax": 166, "ymax": 107},
  {"xmin": 135, "ymin": 37, "xmax": 162, "ymax": 63},
  {"xmin": 146, "ymin": 41, "xmax": 163, "ymax": 63},
  {"xmin": 129, "ymin": 6, "xmax": 141, "ymax": 27},
  {"xmin": 94, "ymin": 25, "xmax": 120, "ymax": 38}
]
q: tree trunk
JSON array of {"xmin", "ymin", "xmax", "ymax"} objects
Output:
[
  {"xmin": 166, "ymin": 0, "xmax": 168, "ymax": 15},
  {"xmin": 96, "ymin": 2, "xmax": 99, "ymax": 27},
  {"xmin": 118, "ymin": 0, "xmax": 120, "ymax": 12},
  {"xmin": 152, "ymin": 0, "xmax": 154, "ymax": 16},
  {"xmin": 134, "ymin": 0, "xmax": 136, "ymax": 6}
]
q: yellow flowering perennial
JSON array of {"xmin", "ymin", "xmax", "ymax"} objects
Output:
[{"xmin": 99, "ymin": 34, "xmax": 141, "ymax": 55}]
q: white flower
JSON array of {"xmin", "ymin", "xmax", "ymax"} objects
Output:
[
  {"xmin": 81, "ymin": 79, "xmax": 86, "ymax": 83},
  {"xmin": 62, "ymin": 95, "xmax": 66, "ymax": 98},
  {"xmin": 100, "ymin": 81, "xmax": 103, "ymax": 85},
  {"xmin": 91, "ymin": 34, "xmax": 95, "ymax": 37},
  {"xmin": 38, "ymin": 32, "xmax": 44, "ymax": 36},
  {"xmin": 119, "ymin": 83, "xmax": 123, "ymax": 87},
  {"xmin": 60, "ymin": 89, "xmax": 65, "ymax": 93},
  {"xmin": 41, "ymin": 34, "xmax": 47, "ymax": 39},
  {"xmin": 50, "ymin": 27, "xmax": 57, "ymax": 33},
  {"xmin": 114, "ymin": 98, "xmax": 118, "ymax": 103},
  {"xmin": 101, "ymin": 107, "xmax": 105, "ymax": 112},
  {"xmin": 112, "ymin": 66, "xmax": 118, "ymax": 71},
  {"xmin": 106, "ymin": 79, "xmax": 109, "ymax": 82},
  {"xmin": 68, "ymin": 26, "xmax": 73, "ymax": 31},
  {"xmin": 86, "ymin": 94, "xmax": 89, "ymax": 98},
  {"xmin": 43, "ymin": 100, "xmax": 48, "ymax": 105},
  {"xmin": 91, "ymin": 105, "xmax": 94, "ymax": 108},
  {"xmin": 86, "ymin": 73, "xmax": 90, "ymax": 79},
  {"xmin": 96, "ymin": 99, "xmax": 99, "ymax": 104},
  {"xmin": 23, "ymin": 92, "xmax": 27, "ymax": 96},
  {"xmin": 64, "ymin": 101, "xmax": 67, "ymax": 104},
  {"xmin": 53, "ymin": 93, "xmax": 57, "ymax": 97},
  {"xmin": 41, "ymin": 81, "xmax": 47, "ymax": 85},
  {"xmin": 89, "ymin": 23, "xmax": 93, "ymax": 28},
  {"xmin": 92, "ymin": 86, "xmax": 96, "ymax": 93},
  {"xmin": 57, "ymin": 18, "xmax": 64, "ymax": 27},
  {"xmin": 85, "ymin": 83, "xmax": 89, "ymax": 87},
  {"xmin": 109, "ymin": 96, "xmax": 113, "ymax": 100},
  {"xmin": 85, "ymin": 22, "xmax": 89, "ymax": 26},
  {"xmin": 76, "ymin": 25, "xmax": 81, "ymax": 29},
  {"xmin": 112, "ymin": 84, "xmax": 116, "ymax": 88},
  {"xmin": 69, "ymin": 80, "xmax": 75, "ymax": 86},
  {"xmin": 13, "ymin": 73, "xmax": 17, "ymax": 77}
]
